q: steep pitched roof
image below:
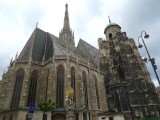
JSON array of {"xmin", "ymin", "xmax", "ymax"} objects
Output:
[
  {"xmin": 18, "ymin": 28, "xmax": 100, "ymax": 67},
  {"xmin": 18, "ymin": 28, "xmax": 53, "ymax": 62},
  {"xmin": 77, "ymin": 39, "xmax": 100, "ymax": 65}
]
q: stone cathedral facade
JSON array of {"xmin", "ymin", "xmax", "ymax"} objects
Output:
[{"xmin": 0, "ymin": 4, "xmax": 159, "ymax": 120}]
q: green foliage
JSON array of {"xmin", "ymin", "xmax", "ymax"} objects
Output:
[{"xmin": 38, "ymin": 100, "xmax": 56, "ymax": 113}]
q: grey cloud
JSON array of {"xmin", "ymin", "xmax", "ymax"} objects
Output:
[
  {"xmin": 119, "ymin": 0, "xmax": 160, "ymax": 86},
  {"xmin": 0, "ymin": 54, "xmax": 11, "ymax": 79},
  {"xmin": 22, "ymin": 5, "xmax": 45, "ymax": 32}
]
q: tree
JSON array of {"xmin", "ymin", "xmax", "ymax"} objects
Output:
[{"xmin": 38, "ymin": 100, "xmax": 56, "ymax": 120}]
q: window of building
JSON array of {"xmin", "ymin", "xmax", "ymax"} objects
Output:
[
  {"xmin": 71, "ymin": 67, "xmax": 76, "ymax": 106},
  {"xmin": 119, "ymin": 88, "xmax": 129, "ymax": 111},
  {"xmin": 109, "ymin": 33, "xmax": 113, "ymax": 40},
  {"xmin": 109, "ymin": 117, "xmax": 113, "ymax": 120},
  {"xmin": 94, "ymin": 75, "xmax": 100, "ymax": 109},
  {"xmin": 27, "ymin": 70, "xmax": 38, "ymax": 106},
  {"xmin": 56, "ymin": 65, "xmax": 64, "ymax": 108},
  {"xmin": 83, "ymin": 112, "xmax": 87, "ymax": 120},
  {"xmin": 10, "ymin": 68, "xmax": 24, "ymax": 109},
  {"xmin": 82, "ymin": 71, "xmax": 88, "ymax": 108},
  {"xmin": 114, "ymin": 91, "xmax": 121, "ymax": 112}
]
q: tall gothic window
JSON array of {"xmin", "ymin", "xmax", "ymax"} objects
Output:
[
  {"xmin": 119, "ymin": 88, "xmax": 129, "ymax": 111},
  {"xmin": 27, "ymin": 70, "xmax": 38, "ymax": 106},
  {"xmin": 94, "ymin": 75, "xmax": 100, "ymax": 109},
  {"xmin": 114, "ymin": 91, "xmax": 121, "ymax": 112},
  {"xmin": 82, "ymin": 71, "xmax": 88, "ymax": 108},
  {"xmin": 10, "ymin": 68, "xmax": 24, "ymax": 109},
  {"xmin": 71, "ymin": 67, "xmax": 76, "ymax": 105},
  {"xmin": 56, "ymin": 65, "xmax": 64, "ymax": 108}
]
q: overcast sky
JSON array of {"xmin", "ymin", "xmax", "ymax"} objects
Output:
[{"xmin": 0, "ymin": 0, "xmax": 160, "ymax": 86}]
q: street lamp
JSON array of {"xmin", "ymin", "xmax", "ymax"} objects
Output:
[{"xmin": 138, "ymin": 30, "xmax": 160, "ymax": 85}]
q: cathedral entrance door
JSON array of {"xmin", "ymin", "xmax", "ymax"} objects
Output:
[{"xmin": 51, "ymin": 113, "xmax": 66, "ymax": 120}]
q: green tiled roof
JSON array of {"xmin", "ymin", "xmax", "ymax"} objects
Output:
[
  {"xmin": 106, "ymin": 23, "xmax": 120, "ymax": 28},
  {"xmin": 104, "ymin": 23, "xmax": 121, "ymax": 34}
]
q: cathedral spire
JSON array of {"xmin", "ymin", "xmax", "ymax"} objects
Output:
[
  {"xmin": 63, "ymin": 3, "xmax": 70, "ymax": 30},
  {"xmin": 59, "ymin": 4, "xmax": 75, "ymax": 46}
]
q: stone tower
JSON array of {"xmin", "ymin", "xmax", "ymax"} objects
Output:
[{"xmin": 98, "ymin": 22, "xmax": 160, "ymax": 119}]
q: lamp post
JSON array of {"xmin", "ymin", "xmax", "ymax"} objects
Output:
[{"xmin": 138, "ymin": 30, "xmax": 160, "ymax": 85}]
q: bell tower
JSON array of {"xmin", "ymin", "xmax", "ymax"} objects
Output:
[
  {"xmin": 99, "ymin": 19, "xmax": 160, "ymax": 119},
  {"xmin": 59, "ymin": 4, "xmax": 75, "ymax": 46},
  {"xmin": 104, "ymin": 18, "xmax": 121, "ymax": 41}
]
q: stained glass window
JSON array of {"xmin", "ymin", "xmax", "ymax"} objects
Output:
[
  {"xmin": 71, "ymin": 67, "xmax": 76, "ymax": 105},
  {"xmin": 94, "ymin": 75, "xmax": 100, "ymax": 109},
  {"xmin": 56, "ymin": 65, "xmax": 64, "ymax": 108},
  {"xmin": 27, "ymin": 70, "xmax": 38, "ymax": 106},
  {"xmin": 82, "ymin": 71, "xmax": 88, "ymax": 108}
]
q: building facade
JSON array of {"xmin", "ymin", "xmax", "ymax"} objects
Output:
[
  {"xmin": 156, "ymin": 86, "xmax": 160, "ymax": 100},
  {"xmin": 0, "ymin": 4, "xmax": 159, "ymax": 120},
  {"xmin": 98, "ymin": 23, "xmax": 160, "ymax": 119}
]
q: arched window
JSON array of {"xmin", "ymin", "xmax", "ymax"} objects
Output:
[
  {"xmin": 10, "ymin": 68, "xmax": 24, "ymax": 109},
  {"xmin": 27, "ymin": 70, "xmax": 38, "ymax": 106},
  {"xmin": 109, "ymin": 33, "xmax": 112, "ymax": 40},
  {"xmin": 114, "ymin": 91, "xmax": 121, "ymax": 112},
  {"xmin": 71, "ymin": 67, "xmax": 76, "ymax": 105},
  {"xmin": 82, "ymin": 71, "xmax": 88, "ymax": 108},
  {"xmin": 56, "ymin": 65, "xmax": 64, "ymax": 108},
  {"xmin": 94, "ymin": 75, "xmax": 100, "ymax": 109},
  {"xmin": 119, "ymin": 88, "xmax": 129, "ymax": 111}
]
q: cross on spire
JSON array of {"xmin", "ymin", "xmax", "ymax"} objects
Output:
[
  {"xmin": 108, "ymin": 16, "xmax": 111, "ymax": 23},
  {"xmin": 36, "ymin": 22, "xmax": 38, "ymax": 28}
]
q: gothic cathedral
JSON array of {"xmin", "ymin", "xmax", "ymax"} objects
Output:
[{"xmin": 0, "ymin": 4, "xmax": 159, "ymax": 120}]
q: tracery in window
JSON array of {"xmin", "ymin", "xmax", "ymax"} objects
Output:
[
  {"xmin": 82, "ymin": 71, "xmax": 88, "ymax": 108},
  {"xmin": 71, "ymin": 67, "xmax": 76, "ymax": 105},
  {"xmin": 56, "ymin": 65, "xmax": 64, "ymax": 108},
  {"xmin": 10, "ymin": 68, "xmax": 24, "ymax": 109},
  {"xmin": 94, "ymin": 75, "xmax": 100, "ymax": 109},
  {"xmin": 27, "ymin": 70, "xmax": 38, "ymax": 106}
]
